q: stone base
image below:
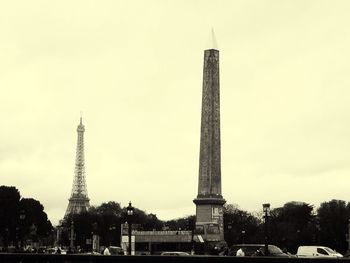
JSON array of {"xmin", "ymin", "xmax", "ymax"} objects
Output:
[
  {"xmin": 193, "ymin": 197, "xmax": 226, "ymax": 241},
  {"xmin": 193, "ymin": 197, "xmax": 226, "ymax": 206}
]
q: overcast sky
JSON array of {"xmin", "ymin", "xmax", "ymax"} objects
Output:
[{"xmin": 1, "ymin": 0, "xmax": 350, "ymax": 226}]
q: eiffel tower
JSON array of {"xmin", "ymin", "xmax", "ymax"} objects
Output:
[{"xmin": 64, "ymin": 116, "xmax": 90, "ymax": 218}]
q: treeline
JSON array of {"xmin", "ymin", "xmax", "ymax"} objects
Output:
[
  {"xmin": 223, "ymin": 201, "xmax": 350, "ymax": 254},
  {"xmin": 64, "ymin": 200, "xmax": 350, "ymax": 254},
  {"xmin": 61, "ymin": 201, "xmax": 165, "ymax": 250},
  {"xmin": 1, "ymin": 185, "xmax": 350, "ymax": 254}
]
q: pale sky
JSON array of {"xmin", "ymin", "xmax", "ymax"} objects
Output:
[{"xmin": 1, "ymin": 0, "xmax": 350, "ymax": 226}]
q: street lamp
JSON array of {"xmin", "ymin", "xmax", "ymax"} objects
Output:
[
  {"xmin": 262, "ymin": 203, "xmax": 270, "ymax": 256},
  {"xmin": 188, "ymin": 217, "xmax": 195, "ymax": 255},
  {"xmin": 241, "ymin": 230, "xmax": 246, "ymax": 244},
  {"xmin": 109, "ymin": 226, "xmax": 116, "ymax": 246},
  {"xmin": 347, "ymin": 219, "xmax": 350, "ymax": 252},
  {"xmin": 4, "ymin": 228, "xmax": 9, "ymax": 252},
  {"xmin": 56, "ymin": 225, "xmax": 63, "ymax": 247},
  {"xmin": 20, "ymin": 210, "xmax": 26, "ymax": 220},
  {"xmin": 69, "ymin": 220, "xmax": 76, "ymax": 253},
  {"xmin": 227, "ymin": 223, "xmax": 232, "ymax": 245},
  {"xmin": 126, "ymin": 201, "xmax": 134, "ymax": 255},
  {"xmin": 19, "ymin": 210, "xmax": 26, "ymax": 249}
]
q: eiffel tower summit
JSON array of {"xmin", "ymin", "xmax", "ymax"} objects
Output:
[
  {"xmin": 193, "ymin": 31, "xmax": 226, "ymax": 241},
  {"xmin": 64, "ymin": 116, "xmax": 90, "ymax": 218}
]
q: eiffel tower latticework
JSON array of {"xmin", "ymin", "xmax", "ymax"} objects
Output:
[{"xmin": 64, "ymin": 117, "xmax": 90, "ymax": 219}]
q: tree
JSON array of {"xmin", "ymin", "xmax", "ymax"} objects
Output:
[
  {"xmin": 164, "ymin": 215, "xmax": 196, "ymax": 231},
  {"xmin": 19, "ymin": 198, "xmax": 52, "ymax": 244},
  {"xmin": 62, "ymin": 202, "xmax": 122, "ymax": 249},
  {"xmin": 120, "ymin": 207, "xmax": 163, "ymax": 231},
  {"xmin": 0, "ymin": 186, "xmax": 53, "ymax": 249},
  {"xmin": 0, "ymin": 186, "xmax": 21, "ymax": 247},
  {"xmin": 269, "ymin": 202, "xmax": 315, "ymax": 253},
  {"xmin": 68, "ymin": 211, "xmax": 99, "ymax": 251},
  {"xmin": 62, "ymin": 202, "xmax": 164, "ymax": 250},
  {"xmin": 317, "ymin": 199, "xmax": 350, "ymax": 253},
  {"xmin": 95, "ymin": 202, "xmax": 122, "ymax": 247},
  {"xmin": 92, "ymin": 201, "xmax": 122, "ymax": 216},
  {"xmin": 223, "ymin": 204, "xmax": 261, "ymax": 246}
]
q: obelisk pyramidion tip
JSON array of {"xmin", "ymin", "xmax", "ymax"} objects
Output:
[{"xmin": 206, "ymin": 28, "xmax": 219, "ymax": 50}]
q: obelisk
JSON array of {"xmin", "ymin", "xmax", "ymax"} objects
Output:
[{"xmin": 193, "ymin": 31, "xmax": 226, "ymax": 240}]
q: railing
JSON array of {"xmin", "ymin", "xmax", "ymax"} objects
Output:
[{"xmin": 1, "ymin": 253, "xmax": 350, "ymax": 263}]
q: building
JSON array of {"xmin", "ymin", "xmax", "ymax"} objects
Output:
[{"xmin": 120, "ymin": 224, "xmax": 195, "ymax": 255}]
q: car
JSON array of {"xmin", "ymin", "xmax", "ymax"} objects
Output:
[
  {"xmin": 160, "ymin": 251, "xmax": 190, "ymax": 256},
  {"xmin": 108, "ymin": 246, "xmax": 124, "ymax": 255},
  {"xmin": 86, "ymin": 251, "xmax": 101, "ymax": 255},
  {"xmin": 46, "ymin": 247, "xmax": 67, "ymax": 254},
  {"xmin": 297, "ymin": 246, "xmax": 343, "ymax": 258},
  {"xmin": 228, "ymin": 244, "xmax": 290, "ymax": 257},
  {"xmin": 37, "ymin": 246, "xmax": 47, "ymax": 253}
]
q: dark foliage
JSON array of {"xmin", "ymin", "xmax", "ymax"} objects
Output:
[
  {"xmin": 0, "ymin": 186, "xmax": 53, "ymax": 249},
  {"xmin": 223, "ymin": 204, "xmax": 261, "ymax": 246},
  {"xmin": 317, "ymin": 199, "xmax": 350, "ymax": 253},
  {"xmin": 61, "ymin": 202, "xmax": 164, "ymax": 250},
  {"xmin": 164, "ymin": 215, "xmax": 196, "ymax": 231},
  {"xmin": 269, "ymin": 202, "xmax": 315, "ymax": 253}
]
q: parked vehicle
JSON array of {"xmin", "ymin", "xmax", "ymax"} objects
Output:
[
  {"xmin": 46, "ymin": 247, "xmax": 67, "ymax": 254},
  {"xmin": 37, "ymin": 246, "xmax": 47, "ymax": 253},
  {"xmin": 86, "ymin": 251, "xmax": 101, "ymax": 255},
  {"xmin": 161, "ymin": 251, "xmax": 190, "ymax": 256},
  {"xmin": 228, "ymin": 244, "xmax": 290, "ymax": 257},
  {"xmin": 297, "ymin": 246, "xmax": 343, "ymax": 258},
  {"xmin": 108, "ymin": 246, "xmax": 124, "ymax": 255}
]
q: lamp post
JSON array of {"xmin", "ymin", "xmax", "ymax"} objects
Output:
[
  {"xmin": 188, "ymin": 217, "xmax": 195, "ymax": 254},
  {"xmin": 56, "ymin": 225, "xmax": 62, "ymax": 247},
  {"xmin": 69, "ymin": 220, "xmax": 75, "ymax": 253},
  {"xmin": 241, "ymin": 230, "xmax": 246, "ymax": 244},
  {"xmin": 227, "ymin": 223, "xmax": 232, "ymax": 245},
  {"xmin": 4, "ymin": 228, "xmax": 9, "ymax": 252},
  {"xmin": 91, "ymin": 222, "xmax": 98, "ymax": 253},
  {"xmin": 126, "ymin": 201, "xmax": 134, "ymax": 255},
  {"xmin": 19, "ymin": 210, "xmax": 26, "ymax": 249},
  {"xmin": 108, "ymin": 225, "xmax": 116, "ymax": 246},
  {"xmin": 262, "ymin": 203, "xmax": 270, "ymax": 256}
]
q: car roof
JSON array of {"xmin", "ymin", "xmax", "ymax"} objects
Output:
[
  {"xmin": 231, "ymin": 244, "xmax": 279, "ymax": 247},
  {"xmin": 298, "ymin": 246, "xmax": 334, "ymax": 251}
]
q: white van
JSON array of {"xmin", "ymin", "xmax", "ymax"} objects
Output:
[{"xmin": 297, "ymin": 246, "xmax": 343, "ymax": 258}]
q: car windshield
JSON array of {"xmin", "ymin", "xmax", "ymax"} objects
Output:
[
  {"xmin": 324, "ymin": 247, "xmax": 336, "ymax": 254},
  {"xmin": 268, "ymin": 245, "xmax": 284, "ymax": 254}
]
